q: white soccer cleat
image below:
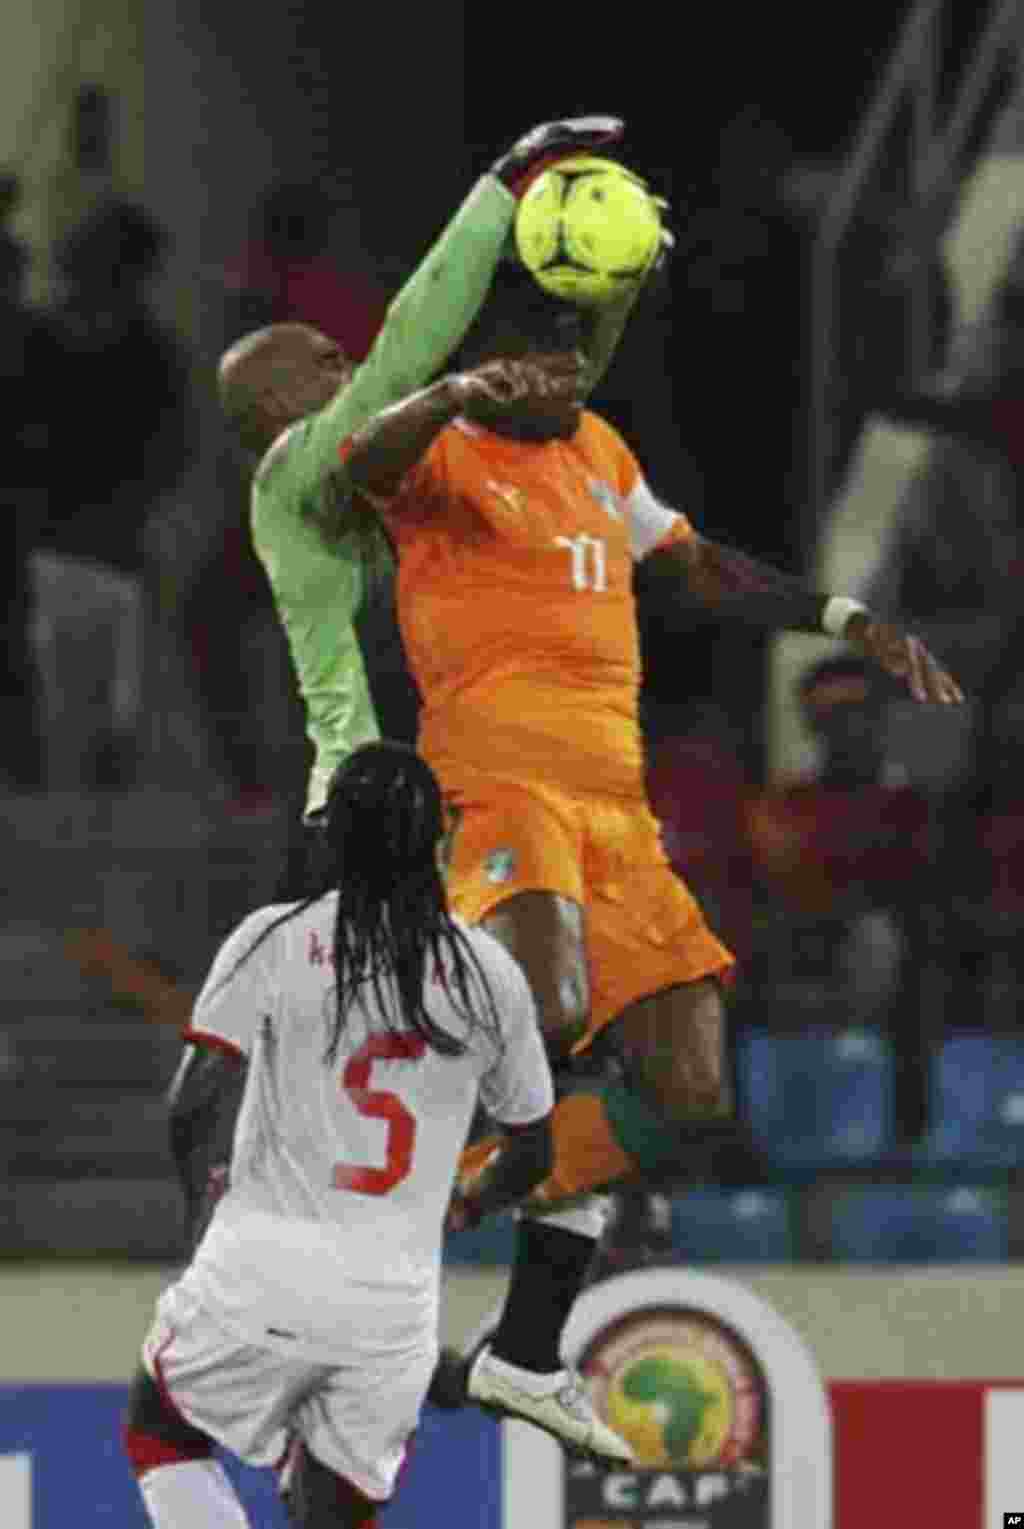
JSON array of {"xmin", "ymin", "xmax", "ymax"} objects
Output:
[{"xmin": 468, "ymin": 1347, "xmax": 634, "ymax": 1465}]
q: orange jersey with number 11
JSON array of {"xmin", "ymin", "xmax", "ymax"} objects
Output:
[{"xmin": 377, "ymin": 409, "xmax": 694, "ymax": 796}]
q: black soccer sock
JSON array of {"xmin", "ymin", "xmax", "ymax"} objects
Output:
[{"xmin": 487, "ymin": 1218, "xmax": 598, "ymax": 1374}]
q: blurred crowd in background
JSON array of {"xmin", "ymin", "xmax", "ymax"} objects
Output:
[{"xmin": 7, "ymin": 69, "xmax": 1024, "ymax": 1262}]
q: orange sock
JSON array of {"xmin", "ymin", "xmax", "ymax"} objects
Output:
[{"xmin": 457, "ymin": 1092, "xmax": 636, "ymax": 1207}]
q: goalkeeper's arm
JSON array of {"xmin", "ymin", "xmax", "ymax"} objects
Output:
[
  {"xmin": 580, "ymin": 187, "xmax": 674, "ymax": 397},
  {"xmin": 305, "ymin": 118, "xmax": 626, "ymax": 491}
]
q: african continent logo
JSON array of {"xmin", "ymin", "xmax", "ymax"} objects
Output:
[{"xmin": 603, "ymin": 1343, "xmax": 732, "ymax": 1469}]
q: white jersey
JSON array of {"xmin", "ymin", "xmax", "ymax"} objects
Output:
[{"xmin": 179, "ymin": 895, "xmax": 553, "ymax": 1360}]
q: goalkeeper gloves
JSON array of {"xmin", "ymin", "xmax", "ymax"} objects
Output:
[{"xmin": 492, "ymin": 116, "xmax": 624, "ymax": 199}]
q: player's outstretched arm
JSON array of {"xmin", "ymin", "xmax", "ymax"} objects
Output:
[
  {"xmin": 344, "ymin": 354, "xmax": 582, "ymax": 507},
  {"xmin": 644, "ymin": 533, "xmax": 965, "ymax": 705},
  {"xmin": 310, "ymin": 118, "xmax": 624, "ymax": 472},
  {"xmin": 579, "ymin": 286, "xmax": 643, "ymax": 399}
]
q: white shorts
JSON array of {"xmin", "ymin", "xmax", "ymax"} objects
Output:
[{"xmin": 141, "ymin": 1282, "xmax": 436, "ymax": 1502}]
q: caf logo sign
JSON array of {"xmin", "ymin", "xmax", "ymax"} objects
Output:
[
  {"xmin": 580, "ymin": 1304, "xmax": 765, "ymax": 1472},
  {"xmin": 503, "ymin": 1267, "xmax": 831, "ymax": 1529}
]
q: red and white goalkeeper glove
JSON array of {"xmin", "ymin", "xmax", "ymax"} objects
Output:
[{"xmin": 491, "ymin": 116, "xmax": 624, "ymax": 199}]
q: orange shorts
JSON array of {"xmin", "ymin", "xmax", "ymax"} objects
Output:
[{"xmin": 443, "ymin": 771, "xmax": 735, "ymax": 1052}]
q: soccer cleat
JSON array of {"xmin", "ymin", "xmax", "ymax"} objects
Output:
[{"xmin": 467, "ymin": 1347, "xmax": 634, "ymax": 1465}]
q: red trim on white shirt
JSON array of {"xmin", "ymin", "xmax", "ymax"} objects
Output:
[{"xmin": 182, "ymin": 1028, "xmax": 246, "ymax": 1062}]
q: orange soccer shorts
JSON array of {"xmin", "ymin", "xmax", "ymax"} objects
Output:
[{"xmin": 443, "ymin": 770, "xmax": 735, "ymax": 1052}]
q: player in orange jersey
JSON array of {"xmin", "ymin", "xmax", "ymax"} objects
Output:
[{"xmin": 340, "ymin": 265, "xmax": 962, "ymax": 1421}]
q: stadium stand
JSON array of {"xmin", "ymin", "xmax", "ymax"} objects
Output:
[
  {"xmin": 828, "ymin": 1184, "xmax": 1008, "ymax": 1262},
  {"xmin": 669, "ymin": 1189, "xmax": 796, "ymax": 1264},
  {"xmin": 917, "ymin": 1030, "xmax": 1024, "ymax": 1169},
  {"xmin": 736, "ymin": 1026, "xmax": 896, "ymax": 1173}
]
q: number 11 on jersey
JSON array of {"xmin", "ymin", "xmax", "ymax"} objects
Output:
[{"xmin": 555, "ymin": 533, "xmax": 607, "ymax": 592}]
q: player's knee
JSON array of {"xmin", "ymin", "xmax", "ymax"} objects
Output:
[
  {"xmin": 621, "ymin": 980, "xmax": 729, "ymax": 1122},
  {"xmin": 669, "ymin": 1045, "xmax": 729, "ymax": 1123},
  {"xmin": 673, "ymin": 1029, "xmax": 727, "ymax": 1119},
  {"xmin": 282, "ymin": 1442, "xmax": 379, "ymax": 1529},
  {"xmin": 122, "ymin": 1365, "xmax": 213, "ymax": 1476}
]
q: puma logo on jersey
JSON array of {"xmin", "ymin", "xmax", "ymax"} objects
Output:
[
  {"xmin": 588, "ymin": 478, "xmax": 622, "ymax": 521},
  {"xmin": 486, "ymin": 480, "xmax": 527, "ymax": 516}
]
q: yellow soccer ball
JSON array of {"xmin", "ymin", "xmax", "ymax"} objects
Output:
[{"xmin": 514, "ymin": 154, "xmax": 664, "ymax": 306}]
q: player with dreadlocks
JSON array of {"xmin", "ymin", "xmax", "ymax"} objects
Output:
[{"xmin": 122, "ymin": 741, "xmax": 597, "ymax": 1529}]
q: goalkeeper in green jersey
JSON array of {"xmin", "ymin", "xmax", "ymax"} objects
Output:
[{"xmin": 217, "ymin": 117, "xmax": 642, "ymax": 822}]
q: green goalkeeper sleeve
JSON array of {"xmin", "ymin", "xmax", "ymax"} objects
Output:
[{"xmin": 250, "ymin": 175, "xmax": 516, "ymax": 815}]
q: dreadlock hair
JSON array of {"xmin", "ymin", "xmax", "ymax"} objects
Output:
[{"xmin": 219, "ymin": 742, "xmax": 502, "ymax": 1065}]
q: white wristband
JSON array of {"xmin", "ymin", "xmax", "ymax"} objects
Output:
[{"xmin": 822, "ymin": 595, "xmax": 869, "ymax": 638}]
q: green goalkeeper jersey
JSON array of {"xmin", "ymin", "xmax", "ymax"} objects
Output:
[{"xmin": 250, "ymin": 172, "xmax": 637, "ymax": 816}]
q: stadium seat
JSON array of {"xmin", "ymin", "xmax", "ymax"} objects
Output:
[
  {"xmin": 670, "ymin": 1188, "xmax": 794, "ymax": 1263},
  {"xmin": 737, "ymin": 1026, "xmax": 895, "ymax": 1172},
  {"xmin": 828, "ymin": 1185, "xmax": 1007, "ymax": 1263},
  {"xmin": 918, "ymin": 1032, "xmax": 1024, "ymax": 1170},
  {"xmin": 443, "ymin": 1211, "xmax": 518, "ymax": 1266}
]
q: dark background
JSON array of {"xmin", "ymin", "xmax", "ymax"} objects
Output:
[
  {"xmin": 154, "ymin": 0, "xmax": 985, "ymax": 777},
  {"xmin": 458, "ymin": 7, "xmax": 917, "ymax": 759}
]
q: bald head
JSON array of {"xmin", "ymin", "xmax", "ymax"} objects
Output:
[{"xmin": 218, "ymin": 322, "xmax": 352, "ymax": 457}]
